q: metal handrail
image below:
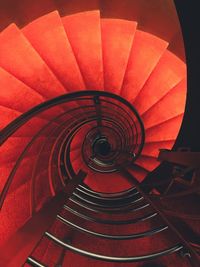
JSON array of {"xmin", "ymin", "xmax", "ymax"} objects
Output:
[
  {"xmin": 71, "ymin": 192, "xmax": 143, "ymax": 208},
  {"xmin": 62, "ymin": 205, "xmax": 158, "ymax": 225},
  {"xmin": 69, "ymin": 195, "xmax": 144, "ymax": 210},
  {"xmin": 45, "ymin": 231, "xmax": 183, "ymax": 263},
  {"xmin": 26, "ymin": 257, "xmax": 46, "ymax": 267},
  {"xmin": 57, "ymin": 214, "xmax": 168, "ymax": 240},
  {"xmin": 75, "ymin": 186, "xmax": 139, "ymax": 201},
  {"xmin": 65, "ymin": 199, "xmax": 150, "ymax": 214}
]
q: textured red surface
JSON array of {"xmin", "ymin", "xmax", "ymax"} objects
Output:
[{"xmin": 0, "ymin": 1, "xmax": 187, "ymax": 266}]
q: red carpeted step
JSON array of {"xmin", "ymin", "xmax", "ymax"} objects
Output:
[
  {"xmin": 71, "ymin": 156, "xmax": 86, "ymax": 175},
  {"xmin": 100, "ymin": 0, "xmax": 184, "ymax": 60},
  {"xmin": 142, "ymin": 78, "xmax": 186, "ymax": 129},
  {"xmin": 22, "ymin": 11, "xmax": 85, "ymax": 92},
  {"xmin": 0, "ymin": 24, "xmax": 66, "ymax": 99},
  {"xmin": 142, "ymin": 140, "xmax": 174, "ymax": 158},
  {"xmin": 85, "ymin": 171, "xmax": 133, "ymax": 193},
  {"xmin": 121, "ymin": 30, "xmax": 168, "ymax": 101},
  {"xmin": 0, "ymin": 105, "xmax": 50, "ymax": 137},
  {"xmin": 101, "ymin": 18, "xmax": 137, "ymax": 94},
  {"xmin": 145, "ymin": 114, "xmax": 184, "ymax": 143},
  {"xmin": 0, "ymin": 181, "xmax": 31, "ymax": 247},
  {"xmin": 0, "ymin": 137, "xmax": 32, "ymax": 165},
  {"xmin": 135, "ymin": 155, "xmax": 159, "ymax": 172},
  {"xmin": 133, "ymin": 50, "xmax": 186, "ymax": 115},
  {"xmin": 127, "ymin": 164, "xmax": 149, "ymax": 182},
  {"xmin": 0, "ymin": 67, "xmax": 45, "ymax": 113},
  {"xmin": 62, "ymin": 10, "xmax": 103, "ymax": 90}
]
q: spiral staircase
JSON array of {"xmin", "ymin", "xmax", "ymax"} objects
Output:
[{"xmin": 0, "ymin": 1, "xmax": 199, "ymax": 266}]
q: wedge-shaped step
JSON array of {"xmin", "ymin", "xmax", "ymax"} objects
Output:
[
  {"xmin": 22, "ymin": 11, "xmax": 85, "ymax": 92},
  {"xmin": 0, "ymin": 137, "xmax": 32, "ymax": 164},
  {"xmin": 62, "ymin": 10, "xmax": 103, "ymax": 90},
  {"xmin": 128, "ymin": 164, "xmax": 149, "ymax": 182},
  {"xmin": 0, "ymin": 162, "xmax": 15, "ymax": 195},
  {"xmin": 101, "ymin": 19, "xmax": 137, "ymax": 94},
  {"xmin": 145, "ymin": 115, "xmax": 184, "ymax": 143},
  {"xmin": 0, "ymin": 105, "xmax": 49, "ymax": 137},
  {"xmin": 133, "ymin": 50, "xmax": 186, "ymax": 115},
  {"xmin": 85, "ymin": 171, "xmax": 133, "ymax": 193},
  {"xmin": 0, "ymin": 24, "xmax": 65, "ymax": 99},
  {"xmin": 0, "ymin": 67, "xmax": 45, "ymax": 113},
  {"xmin": 0, "ymin": 181, "xmax": 30, "ymax": 247},
  {"xmin": 121, "ymin": 30, "xmax": 168, "ymax": 101},
  {"xmin": 142, "ymin": 140, "xmax": 174, "ymax": 158},
  {"xmin": 142, "ymin": 78, "xmax": 186, "ymax": 129},
  {"xmin": 136, "ymin": 155, "xmax": 159, "ymax": 172}
]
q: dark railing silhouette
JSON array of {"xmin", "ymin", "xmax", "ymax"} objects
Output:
[{"xmin": 0, "ymin": 91, "xmax": 199, "ymax": 266}]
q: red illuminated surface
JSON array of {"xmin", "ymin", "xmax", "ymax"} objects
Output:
[{"xmin": 0, "ymin": 1, "xmax": 189, "ymax": 266}]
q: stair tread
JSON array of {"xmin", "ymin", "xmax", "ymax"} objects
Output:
[
  {"xmin": 145, "ymin": 114, "xmax": 183, "ymax": 143},
  {"xmin": 133, "ymin": 50, "xmax": 186, "ymax": 115},
  {"xmin": 0, "ymin": 105, "xmax": 49, "ymax": 137},
  {"xmin": 142, "ymin": 140, "xmax": 174, "ymax": 158},
  {"xmin": 22, "ymin": 11, "xmax": 85, "ymax": 92},
  {"xmin": 121, "ymin": 30, "xmax": 168, "ymax": 101},
  {"xmin": 0, "ymin": 67, "xmax": 45, "ymax": 112},
  {"xmin": 84, "ymin": 170, "xmax": 133, "ymax": 193},
  {"xmin": 0, "ymin": 24, "xmax": 66, "ymax": 99},
  {"xmin": 142, "ymin": 78, "xmax": 186, "ymax": 129},
  {"xmin": 101, "ymin": 18, "xmax": 137, "ymax": 94},
  {"xmin": 127, "ymin": 164, "xmax": 149, "ymax": 182},
  {"xmin": 62, "ymin": 10, "xmax": 103, "ymax": 90},
  {"xmin": 136, "ymin": 155, "xmax": 159, "ymax": 172}
]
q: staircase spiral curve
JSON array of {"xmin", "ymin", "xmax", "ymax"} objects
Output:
[{"xmin": 0, "ymin": 1, "xmax": 197, "ymax": 267}]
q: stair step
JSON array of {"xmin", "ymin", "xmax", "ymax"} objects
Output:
[
  {"xmin": 0, "ymin": 181, "xmax": 31, "ymax": 247},
  {"xmin": 136, "ymin": 155, "xmax": 159, "ymax": 172},
  {"xmin": 62, "ymin": 11, "xmax": 103, "ymax": 90},
  {"xmin": 84, "ymin": 170, "xmax": 134, "ymax": 193},
  {"xmin": 133, "ymin": 50, "xmax": 186, "ymax": 115},
  {"xmin": 142, "ymin": 78, "xmax": 186, "ymax": 129},
  {"xmin": 101, "ymin": 18, "xmax": 137, "ymax": 94},
  {"xmin": 121, "ymin": 30, "xmax": 168, "ymax": 101},
  {"xmin": 0, "ymin": 24, "xmax": 65, "ymax": 99},
  {"xmin": 128, "ymin": 164, "xmax": 149, "ymax": 182},
  {"xmin": 0, "ymin": 105, "xmax": 50, "ymax": 137},
  {"xmin": 22, "ymin": 11, "xmax": 85, "ymax": 92},
  {"xmin": 142, "ymin": 140, "xmax": 174, "ymax": 158},
  {"xmin": 145, "ymin": 114, "xmax": 184, "ymax": 143},
  {"xmin": 0, "ymin": 67, "xmax": 46, "ymax": 113}
]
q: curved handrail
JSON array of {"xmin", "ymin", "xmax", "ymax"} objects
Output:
[
  {"xmin": 45, "ymin": 231, "xmax": 183, "ymax": 263},
  {"xmin": 63, "ymin": 205, "xmax": 158, "ymax": 225},
  {"xmin": 0, "ymin": 91, "xmax": 145, "ymax": 153},
  {"xmin": 65, "ymin": 200, "xmax": 150, "ymax": 214},
  {"xmin": 70, "ymin": 195, "xmax": 144, "ymax": 210},
  {"xmin": 75, "ymin": 186, "xmax": 139, "ymax": 201},
  {"xmin": 57, "ymin": 214, "xmax": 168, "ymax": 240}
]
